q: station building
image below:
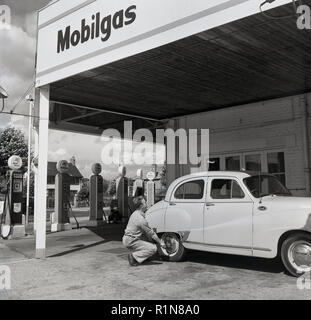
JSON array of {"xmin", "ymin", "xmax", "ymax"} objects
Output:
[{"xmin": 166, "ymin": 93, "xmax": 311, "ymax": 197}]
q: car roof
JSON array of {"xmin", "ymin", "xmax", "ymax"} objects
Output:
[
  {"xmin": 190, "ymin": 170, "xmax": 252, "ymax": 179},
  {"xmin": 190, "ymin": 170, "xmax": 273, "ymax": 178}
]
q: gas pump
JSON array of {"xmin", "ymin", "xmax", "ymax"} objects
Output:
[
  {"xmin": 146, "ymin": 171, "xmax": 156, "ymax": 208},
  {"xmin": 133, "ymin": 169, "xmax": 144, "ymax": 198},
  {"xmin": 0, "ymin": 156, "xmax": 25, "ymax": 239},
  {"xmin": 116, "ymin": 166, "xmax": 129, "ymax": 222},
  {"xmin": 51, "ymin": 160, "xmax": 72, "ymax": 232},
  {"xmin": 9, "ymin": 170, "xmax": 24, "ymax": 224},
  {"xmin": 88, "ymin": 163, "xmax": 104, "ymax": 227}
]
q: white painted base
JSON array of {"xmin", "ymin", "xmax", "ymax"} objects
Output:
[
  {"xmin": 9, "ymin": 225, "xmax": 26, "ymax": 239},
  {"xmin": 50, "ymin": 212, "xmax": 55, "ymax": 224},
  {"xmin": 87, "ymin": 220, "xmax": 104, "ymax": 227},
  {"xmin": 51, "ymin": 223, "xmax": 72, "ymax": 233},
  {"xmin": 35, "ymin": 248, "xmax": 46, "ymax": 259}
]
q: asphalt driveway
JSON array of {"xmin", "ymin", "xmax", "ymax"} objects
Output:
[{"xmin": 0, "ymin": 224, "xmax": 309, "ymax": 300}]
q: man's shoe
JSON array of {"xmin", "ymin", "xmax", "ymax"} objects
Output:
[{"xmin": 128, "ymin": 253, "xmax": 139, "ymax": 266}]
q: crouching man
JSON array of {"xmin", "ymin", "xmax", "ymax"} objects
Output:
[{"xmin": 123, "ymin": 196, "xmax": 166, "ymax": 266}]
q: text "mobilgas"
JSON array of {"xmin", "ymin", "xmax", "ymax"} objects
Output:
[{"xmin": 57, "ymin": 5, "xmax": 136, "ymax": 53}]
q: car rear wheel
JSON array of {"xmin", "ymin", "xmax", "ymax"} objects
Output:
[
  {"xmin": 160, "ymin": 233, "xmax": 187, "ymax": 262},
  {"xmin": 281, "ymin": 233, "xmax": 311, "ymax": 277}
]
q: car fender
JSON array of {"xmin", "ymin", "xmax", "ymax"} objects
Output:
[
  {"xmin": 146, "ymin": 200, "xmax": 168, "ymax": 233},
  {"xmin": 163, "ymin": 206, "xmax": 192, "ymax": 239},
  {"xmin": 253, "ymin": 209, "xmax": 311, "ymax": 258}
]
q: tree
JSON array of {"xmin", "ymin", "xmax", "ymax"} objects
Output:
[
  {"xmin": 77, "ymin": 187, "xmax": 89, "ymax": 202},
  {"xmin": 102, "ymin": 179, "xmax": 109, "ymax": 194},
  {"xmin": 0, "ymin": 127, "xmax": 29, "ymax": 170}
]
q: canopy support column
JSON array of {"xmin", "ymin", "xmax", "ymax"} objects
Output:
[
  {"xmin": 33, "ymin": 128, "xmax": 39, "ymax": 233},
  {"xmin": 35, "ymin": 85, "xmax": 50, "ymax": 259}
]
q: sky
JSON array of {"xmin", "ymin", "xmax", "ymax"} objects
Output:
[
  {"xmin": 0, "ymin": 0, "xmax": 47, "ymax": 130},
  {"xmin": 0, "ymin": 0, "xmax": 165, "ymax": 180}
]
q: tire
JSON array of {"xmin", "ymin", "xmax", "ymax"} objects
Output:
[
  {"xmin": 159, "ymin": 233, "xmax": 187, "ymax": 262},
  {"xmin": 281, "ymin": 233, "xmax": 311, "ymax": 277}
]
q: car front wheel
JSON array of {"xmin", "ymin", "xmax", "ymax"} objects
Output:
[
  {"xmin": 281, "ymin": 233, "xmax": 311, "ymax": 277},
  {"xmin": 159, "ymin": 233, "xmax": 187, "ymax": 262}
]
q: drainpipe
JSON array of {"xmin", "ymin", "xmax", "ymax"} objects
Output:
[
  {"xmin": 174, "ymin": 119, "xmax": 180, "ymax": 179},
  {"xmin": 302, "ymin": 95, "xmax": 311, "ymax": 196}
]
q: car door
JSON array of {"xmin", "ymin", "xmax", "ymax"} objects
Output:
[
  {"xmin": 165, "ymin": 178, "xmax": 207, "ymax": 243},
  {"xmin": 203, "ymin": 177, "xmax": 254, "ymax": 256}
]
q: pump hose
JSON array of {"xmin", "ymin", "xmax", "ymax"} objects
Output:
[
  {"xmin": 65, "ymin": 197, "xmax": 80, "ymax": 229},
  {"xmin": 0, "ymin": 194, "xmax": 7, "ymax": 239},
  {"xmin": 0, "ymin": 179, "xmax": 12, "ymax": 239}
]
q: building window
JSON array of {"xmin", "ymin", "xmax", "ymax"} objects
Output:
[
  {"xmin": 47, "ymin": 176, "xmax": 55, "ymax": 184},
  {"xmin": 225, "ymin": 156, "xmax": 241, "ymax": 171},
  {"xmin": 267, "ymin": 152, "xmax": 286, "ymax": 186},
  {"xmin": 47, "ymin": 189, "xmax": 55, "ymax": 198},
  {"xmin": 245, "ymin": 154, "xmax": 262, "ymax": 171},
  {"xmin": 209, "ymin": 158, "xmax": 220, "ymax": 171},
  {"xmin": 174, "ymin": 180, "xmax": 205, "ymax": 200},
  {"xmin": 211, "ymin": 179, "xmax": 245, "ymax": 200}
]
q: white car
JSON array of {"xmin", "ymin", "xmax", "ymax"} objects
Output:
[{"xmin": 146, "ymin": 171, "xmax": 311, "ymax": 277}]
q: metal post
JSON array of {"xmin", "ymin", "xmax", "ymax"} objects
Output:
[
  {"xmin": 302, "ymin": 95, "xmax": 311, "ymax": 196},
  {"xmin": 25, "ymin": 95, "xmax": 34, "ymax": 228}
]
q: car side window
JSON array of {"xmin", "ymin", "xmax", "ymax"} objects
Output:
[
  {"xmin": 174, "ymin": 184, "xmax": 185, "ymax": 199},
  {"xmin": 211, "ymin": 179, "xmax": 245, "ymax": 200},
  {"xmin": 174, "ymin": 180, "xmax": 205, "ymax": 200}
]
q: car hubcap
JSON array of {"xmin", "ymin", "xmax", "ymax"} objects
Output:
[
  {"xmin": 163, "ymin": 234, "xmax": 179, "ymax": 256},
  {"xmin": 288, "ymin": 241, "xmax": 311, "ymax": 273}
]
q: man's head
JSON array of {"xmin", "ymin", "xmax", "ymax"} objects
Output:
[{"xmin": 133, "ymin": 196, "xmax": 148, "ymax": 216}]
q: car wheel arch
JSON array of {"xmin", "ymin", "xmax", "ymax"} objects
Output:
[
  {"xmin": 277, "ymin": 230, "xmax": 311, "ymax": 256},
  {"xmin": 157, "ymin": 231, "xmax": 183, "ymax": 241}
]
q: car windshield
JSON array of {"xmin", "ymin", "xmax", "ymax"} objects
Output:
[{"xmin": 243, "ymin": 175, "xmax": 292, "ymax": 198}]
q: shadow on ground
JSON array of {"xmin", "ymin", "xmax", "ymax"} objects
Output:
[
  {"xmin": 86, "ymin": 223, "xmax": 126, "ymax": 240},
  {"xmin": 186, "ymin": 249, "xmax": 284, "ymax": 274},
  {"xmin": 46, "ymin": 223, "xmax": 284, "ymax": 274},
  {"xmin": 48, "ymin": 223, "xmax": 126, "ymax": 258}
]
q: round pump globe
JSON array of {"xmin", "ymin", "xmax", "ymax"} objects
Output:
[
  {"xmin": 92, "ymin": 163, "xmax": 102, "ymax": 175},
  {"xmin": 8, "ymin": 155, "xmax": 23, "ymax": 171},
  {"xmin": 146, "ymin": 171, "xmax": 156, "ymax": 181},
  {"xmin": 56, "ymin": 160, "xmax": 69, "ymax": 174}
]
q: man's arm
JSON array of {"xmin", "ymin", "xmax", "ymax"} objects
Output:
[{"xmin": 140, "ymin": 219, "xmax": 162, "ymax": 245}]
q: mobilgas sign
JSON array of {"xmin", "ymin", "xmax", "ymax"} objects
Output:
[
  {"xmin": 57, "ymin": 5, "xmax": 136, "ymax": 54},
  {"xmin": 36, "ymin": 0, "xmax": 292, "ymax": 87}
]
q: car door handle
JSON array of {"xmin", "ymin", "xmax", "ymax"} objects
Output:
[
  {"xmin": 169, "ymin": 202, "xmax": 176, "ymax": 206},
  {"xmin": 206, "ymin": 203, "xmax": 215, "ymax": 207},
  {"xmin": 258, "ymin": 206, "xmax": 267, "ymax": 211}
]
